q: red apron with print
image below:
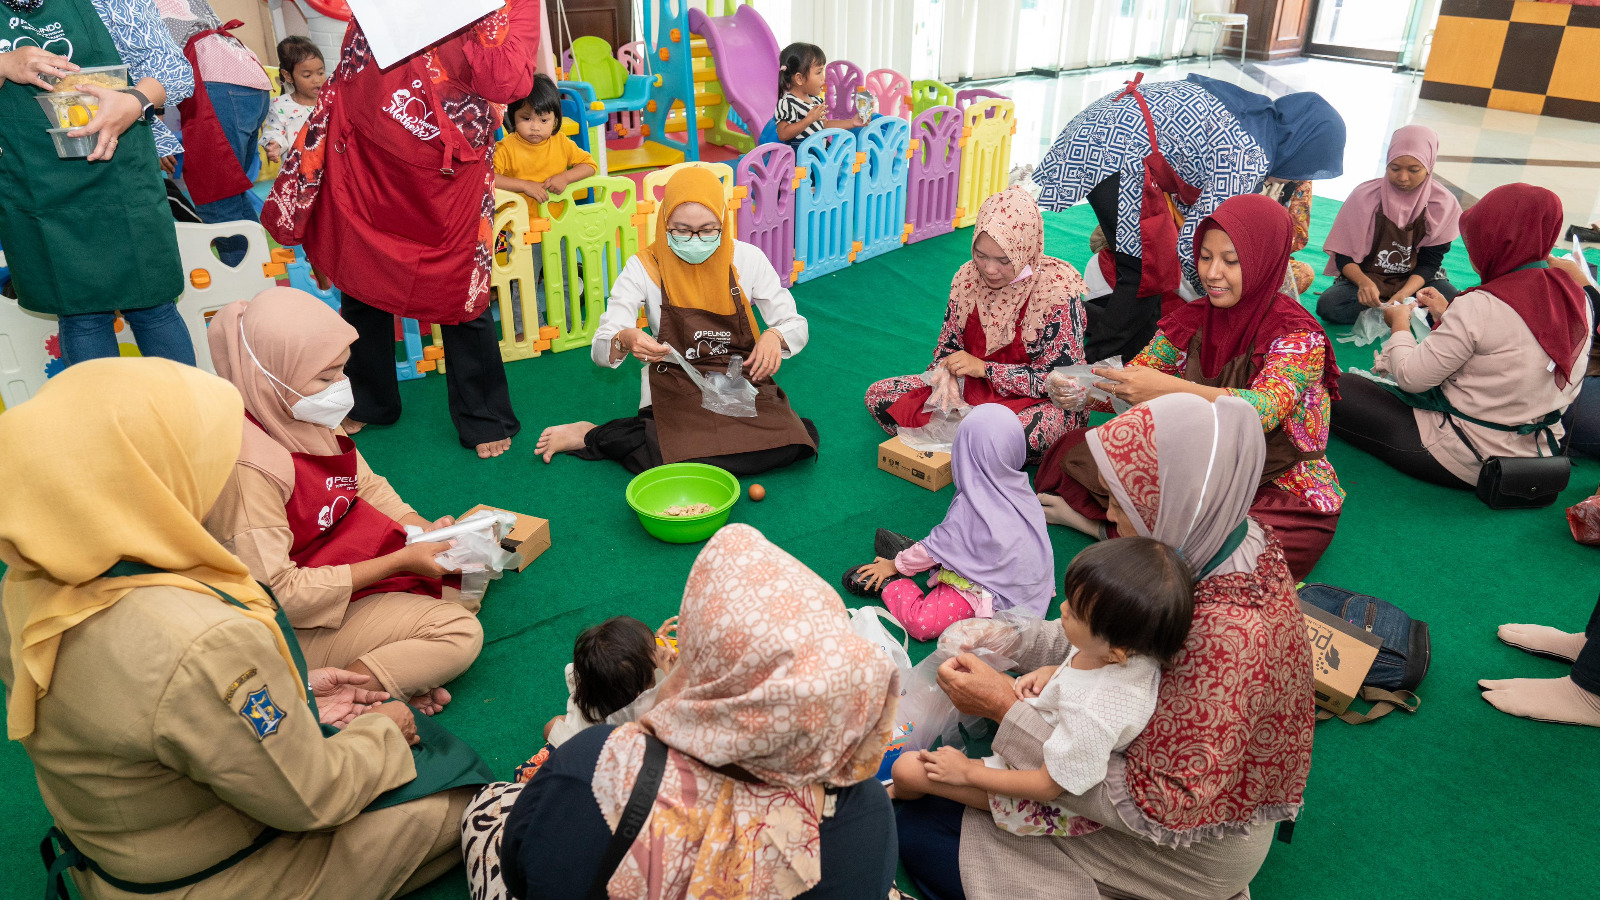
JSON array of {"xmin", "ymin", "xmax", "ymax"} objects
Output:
[
  {"xmin": 284, "ymin": 435, "xmax": 444, "ymax": 601},
  {"xmin": 1118, "ymin": 73, "xmax": 1200, "ymax": 297},
  {"xmin": 885, "ymin": 298, "xmax": 1041, "ymax": 428},
  {"xmin": 177, "ymin": 20, "xmax": 257, "ymax": 206}
]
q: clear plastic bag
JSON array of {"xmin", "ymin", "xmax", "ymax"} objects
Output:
[
  {"xmin": 1048, "ymin": 356, "xmax": 1129, "ymax": 414},
  {"xmin": 937, "ymin": 609, "xmax": 1040, "ymax": 660},
  {"xmin": 898, "ymin": 368, "xmax": 970, "ymax": 453},
  {"xmin": 895, "ymin": 646, "xmax": 1020, "ymax": 753},
  {"xmin": 1337, "ymin": 300, "xmax": 1432, "ymax": 347},
  {"xmin": 661, "ymin": 344, "xmax": 759, "ymax": 418},
  {"xmin": 405, "ymin": 509, "xmax": 522, "ymax": 603}
]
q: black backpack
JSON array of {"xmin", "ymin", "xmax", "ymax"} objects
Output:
[{"xmin": 1299, "ymin": 584, "xmax": 1430, "ymax": 724}]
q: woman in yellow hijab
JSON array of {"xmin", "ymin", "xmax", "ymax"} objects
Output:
[
  {"xmin": 0, "ymin": 359, "xmax": 476, "ymax": 900},
  {"xmin": 534, "ymin": 166, "xmax": 819, "ymax": 475}
]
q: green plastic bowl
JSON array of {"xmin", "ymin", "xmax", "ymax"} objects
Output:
[{"xmin": 625, "ymin": 463, "xmax": 740, "ymax": 543}]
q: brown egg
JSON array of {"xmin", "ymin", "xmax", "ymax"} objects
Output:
[{"xmin": 748, "ymin": 483, "xmax": 766, "ymax": 502}]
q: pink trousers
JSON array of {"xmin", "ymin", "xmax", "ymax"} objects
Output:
[{"xmin": 882, "ymin": 580, "xmax": 977, "ymax": 642}]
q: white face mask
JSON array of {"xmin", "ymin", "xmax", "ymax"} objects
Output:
[{"xmin": 239, "ymin": 320, "xmax": 355, "ymax": 430}]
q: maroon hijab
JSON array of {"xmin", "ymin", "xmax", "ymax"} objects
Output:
[
  {"xmin": 1161, "ymin": 194, "xmax": 1340, "ymax": 397},
  {"xmin": 1460, "ymin": 184, "xmax": 1589, "ymax": 389}
]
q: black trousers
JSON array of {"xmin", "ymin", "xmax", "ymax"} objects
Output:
[
  {"xmin": 571, "ymin": 407, "xmax": 820, "ymax": 476},
  {"xmin": 1083, "ymin": 172, "xmax": 1162, "ymax": 363},
  {"xmin": 1573, "ymin": 593, "xmax": 1600, "ymax": 695},
  {"xmin": 1329, "ymin": 374, "xmax": 1470, "ymax": 489},
  {"xmin": 340, "ymin": 294, "xmax": 520, "ymax": 448}
]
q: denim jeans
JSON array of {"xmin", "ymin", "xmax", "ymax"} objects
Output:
[
  {"xmin": 1561, "ymin": 375, "xmax": 1600, "ymax": 459},
  {"xmin": 192, "ymin": 81, "xmax": 270, "ymax": 265},
  {"xmin": 58, "ymin": 303, "xmax": 197, "ymax": 367}
]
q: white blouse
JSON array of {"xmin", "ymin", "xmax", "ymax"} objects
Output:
[{"xmin": 590, "ymin": 240, "xmax": 810, "ymax": 408}]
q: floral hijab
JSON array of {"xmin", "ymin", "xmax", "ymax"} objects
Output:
[{"xmin": 950, "ymin": 187, "xmax": 1086, "ymax": 351}]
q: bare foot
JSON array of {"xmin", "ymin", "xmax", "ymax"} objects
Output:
[
  {"xmin": 535, "ymin": 421, "xmax": 595, "ymax": 463},
  {"xmin": 408, "ymin": 686, "xmax": 452, "ymax": 716},
  {"xmin": 341, "ymin": 417, "xmax": 366, "ymax": 435},
  {"xmin": 476, "ymin": 438, "xmax": 512, "ymax": 459},
  {"xmin": 1038, "ymin": 492, "xmax": 1101, "ymax": 537}
]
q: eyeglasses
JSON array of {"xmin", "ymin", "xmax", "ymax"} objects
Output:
[{"xmin": 666, "ymin": 226, "xmax": 722, "ymax": 241}]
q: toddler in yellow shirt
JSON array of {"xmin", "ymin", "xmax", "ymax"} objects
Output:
[{"xmin": 494, "ymin": 74, "xmax": 597, "ymax": 203}]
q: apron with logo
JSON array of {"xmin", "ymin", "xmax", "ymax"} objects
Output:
[
  {"xmin": 646, "ymin": 271, "xmax": 816, "ymax": 463},
  {"xmin": 1119, "ymin": 73, "xmax": 1201, "ymax": 297},
  {"xmin": 0, "ymin": 0, "xmax": 182, "ymax": 316},
  {"xmin": 177, "ymin": 19, "xmax": 258, "ymax": 206},
  {"xmin": 885, "ymin": 298, "xmax": 1042, "ymax": 428},
  {"xmin": 1359, "ymin": 212, "xmax": 1427, "ymax": 301}
]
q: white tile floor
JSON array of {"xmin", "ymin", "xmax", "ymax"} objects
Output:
[{"xmin": 986, "ymin": 57, "xmax": 1600, "ymax": 234}]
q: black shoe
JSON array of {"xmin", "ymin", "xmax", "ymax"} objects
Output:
[
  {"xmin": 842, "ymin": 564, "xmax": 882, "ymax": 598},
  {"xmin": 1566, "ymin": 224, "xmax": 1600, "ymax": 244},
  {"xmin": 874, "ymin": 528, "xmax": 917, "ymax": 560}
]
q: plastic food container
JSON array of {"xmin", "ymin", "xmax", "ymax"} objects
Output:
[
  {"xmin": 41, "ymin": 64, "xmax": 129, "ymax": 90},
  {"xmin": 48, "ymin": 128, "xmax": 98, "ymax": 159},
  {"xmin": 36, "ymin": 91, "xmax": 100, "ymax": 129},
  {"xmin": 624, "ymin": 463, "xmax": 740, "ymax": 543}
]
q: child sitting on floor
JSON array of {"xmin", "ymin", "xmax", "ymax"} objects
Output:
[
  {"xmin": 493, "ymin": 73, "xmax": 597, "ymax": 204},
  {"xmin": 890, "ymin": 537, "xmax": 1193, "ymax": 837},
  {"xmin": 844, "ymin": 404, "xmax": 1055, "ymax": 641},
  {"xmin": 774, "ymin": 42, "xmax": 868, "ymax": 147},
  {"xmin": 260, "ymin": 36, "xmax": 325, "ymax": 165},
  {"xmin": 517, "ymin": 615, "xmax": 677, "ymax": 782}
]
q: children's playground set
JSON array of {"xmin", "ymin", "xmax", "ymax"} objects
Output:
[{"xmin": 0, "ymin": 0, "xmax": 1015, "ymax": 411}]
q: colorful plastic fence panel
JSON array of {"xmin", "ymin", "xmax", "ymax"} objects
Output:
[
  {"xmin": 530, "ymin": 176, "xmax": 640, "ymax": 352},
  {"xmin": 864, "ymin": 68, "xmax": 912, "ymax": 118},
  {"xmin": 638, "ymin": 160, "xmax": 743, "ymax": 246},
  {"xmin": 905, "ymin": 106, "xmax": 963, "ymax": 244},
  {"xmin": 910, "ymin": 79, "xmax": 954, "ymax": 117},
  {"xmin": 955, "ymin": 87, "xmax": 1006, "ymax": 112},
  {"xmin": 793, "ymin": 128, "xmax": 857, "ymax": 283},
  {"xmin": 824, "ymin": 59, "xmax": 864, "ymax": 119},
  {"xmin": 735, "ymin": 142, "xmax": 797, "ymax": 287},
  {"xmin": 955, "ymin": 99, "xmax": 1015, "ymax": 229},
  {"xmin": 489, "ymin": 189, "xmax": 547, "ymax": 361},
  {"xmin": 853, "ymin": 115, "xmax": 911, "ymax": 264}
]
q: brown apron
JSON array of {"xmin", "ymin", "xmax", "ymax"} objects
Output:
[
  {"xmin": 1360, "ymin": 212, "xmax": 1427, "ymax": 300},
  {"xmin": 1060, "ymin": 330, "xmax": 1321, "ymax": 501},
  {"xmin": 647, "ymin": 271, "xmax": 816, "ymax": 464}
]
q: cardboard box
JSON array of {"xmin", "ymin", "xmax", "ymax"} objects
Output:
[
  {"xmin": 878, "ymin": 436, "xmax": 953, "ymax": 491},
  {"xmin": 461, "ymin": 504, "xmax": 550, "ymax": 572},
  {"xmin": 1301, "ymin": 601, "xmax": 1383, "ymax": 714}
]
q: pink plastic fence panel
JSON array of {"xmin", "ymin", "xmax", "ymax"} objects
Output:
[
  {"xmin": 824, "ymin": 59, "xmax": 864, "ymax": 119},
  {"xmin": 864, "ymin": 68, "xmax": 912, "ymax": 118},
  {"xmin": 793, "ymin": 128, "xmax": 857, "ymax": 283},
  {"xmin": 955, "ymin": 88, "xmax": 1006, "ymax": 112},
  {"xmin": 853, "ymin": 115, "xmax": 910, "ymax": 263},
  {"xmin": 905, "ymin": 105, "xmax": 962, "ymax": 245},
  {"xmin": 610, "ymin": 41, "xmax": 646, "ymax": 138},
  {"xmin": 734, "ymin": 142, "xmax": 798, "ymax": 288}
]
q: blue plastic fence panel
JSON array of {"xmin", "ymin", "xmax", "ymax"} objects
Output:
[
  {"xmin": 793, "ymin": 128, "xmax": 856, "ymax": 284},
  {"xmin": 852, "ymin": 115, "xmax": 910, "ymax": 264}
]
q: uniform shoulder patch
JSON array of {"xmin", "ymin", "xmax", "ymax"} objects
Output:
[{"xmin": 239, "ymin": 686, "xmax": 285, "ymax": 740}]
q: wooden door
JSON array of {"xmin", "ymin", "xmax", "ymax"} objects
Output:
[
  {"xmin": 552, "ymin": 0, "xmax": 634, "ymax": 56},
  {"xmin": 1226, "ymin": 0, "xmax": 1313, "ymax": 60}
]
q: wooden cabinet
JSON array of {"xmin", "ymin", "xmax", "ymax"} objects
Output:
[
  {"xmin": 552, "ymin": 0, "xmax": 635, "ymax": 55},
  {"xmin": 1223, "ymin": 0, "xmax": 1313, "ymax": 60}
]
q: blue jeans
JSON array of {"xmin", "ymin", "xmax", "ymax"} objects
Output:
[
  {"xmin": 1562, "ymin": 375, "xmax": 1600, "ymax": 459},
  {"xmin": 58, "ymin": 303, "xmax": 197, "ymax": 367},
  {"xmin": 193, "ymin": 81, "xmax": 270, "ymax": 265}
]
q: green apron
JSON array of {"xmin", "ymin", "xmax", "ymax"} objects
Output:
[
  {"xmin": 40, "ymin": 562, "xmax": 491, "ymax": 900},
  {"xmin": 0, "ymin": 1, "xmax": 183, "ymax": 316}
]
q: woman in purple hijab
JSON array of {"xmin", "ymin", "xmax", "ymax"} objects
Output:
[{"xmin": 845, "ymin": 404, "xmax": 1056, "ymax": 641}]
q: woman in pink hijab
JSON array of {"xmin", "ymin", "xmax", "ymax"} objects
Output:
[{"xmin": 1316, "ymin": 124, "xmax": 1463, "ymax": 325}]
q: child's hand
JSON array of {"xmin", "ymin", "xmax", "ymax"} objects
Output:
[
  {"xmin": 523, "ymin": 182, "xmax": 549, "ymax": 203},
  {"xmin": 542, "ymin": 174, "xmax": 568, "ymax": 196},
  {"xmin": 921, "ymin": 747, "xmax": 973, "ymax": 787},
  {"xmin": 804, "ymin": 103, "xmax": 827, "ymax": 124},
  {"xmin": 265, "ymin": 140, "xmax": 281, "ymax": 163},
  {"xmin": 853, "ymin": 557, "xmax": 899, "ymax": 591},
  {"xmin": 1014, "ymin": 665, "xmax": 1057, "ymax": 699},
  {"xmin": 654, "ymin": 615, "xmax": 680, "ymax": 671}
]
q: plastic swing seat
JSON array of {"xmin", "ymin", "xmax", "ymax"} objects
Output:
[{"xmin": 569, "ymin": 35, "xmax": 651, "ymax": 117}]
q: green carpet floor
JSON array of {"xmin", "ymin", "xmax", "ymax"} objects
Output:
[{"xmin": 2, "ymin": 198, "xmax": 1598, "ymax": 899}]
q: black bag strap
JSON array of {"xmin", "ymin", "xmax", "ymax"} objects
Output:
[
  {"xmin": 1442, "ymin": 407, "xmax": 1562, "ymax": 459},
  {"xmin": 588, "ymin": 735, "xmax": 669, "ymax": 900},
  {"xmin": 1315, "ymin": 687, "xmax": 1421, "ymax": 725}
]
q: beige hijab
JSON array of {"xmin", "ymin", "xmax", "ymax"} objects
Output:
[
  {"xmin": 950, "ymin": 186, "xmax": 1086, "ymax": 351},
  {"xmin": 208, "ymin": 288, "xmax": 358, "ymax": 499}
]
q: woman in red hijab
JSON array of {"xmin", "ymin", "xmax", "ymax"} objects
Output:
[
  {"xmin": 264, "ymin": 1, "xmax": 538, "ymax": 459},
  {"xmin": 1038, "ymin": 193, "xmax": 1344, "ymax": 580},
  {"xmin": 1330, "ymin": 183, "xmax": 1591, "ymax": 488}
]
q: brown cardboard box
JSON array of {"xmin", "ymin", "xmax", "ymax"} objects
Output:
[
  {"xmin": 878, "ymin": 436, "xmax": 953, "ymax": 491},
  {"xmin": 1301, "ymin": 601, "xmax": 1383, "ymax": 714},
  {"xmin": 460, "ymin": 505, "xmax": 550, "ymax": 572}
]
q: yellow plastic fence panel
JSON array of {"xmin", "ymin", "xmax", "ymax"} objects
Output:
[
  {"xmin": 955, "ymin": 98, "xmax": 1015, "ymax": 229},
  {"xmin": 490, "ymin": 189, "xmax": 543, "ymax": 361},
  {"xmin": 637, "ymin": 160, "xmax": 742, "ymax": 246},
  {"xmin": 257, "ymin": 66, "xmax": 282, "ymax": 183},
  {"xmin": 530, "ymin": 175, "xmax": 641, "ymax": 353}
]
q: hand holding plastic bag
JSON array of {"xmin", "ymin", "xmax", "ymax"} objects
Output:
[
  {"xmin": 896, "ymin": 646, "xmax": 1019, "ymax": 753},
  {"xmin": 405, "ymin": 509, "xmax": 521, "ymax": 602},
  {"xmin": 1337, "ymin": 298, "xmax": 1432, "ymax": 347},
  {"xmin": 898, "ymin": 368, "xmax": 970, "ymax": 453},
  {"xmin": 661, "ymin": 344, "xmax": 759, "ymax": 418},
  {"xmin": 1049, "ymin": 356, "xmax": 1129, "ymax": 414}
]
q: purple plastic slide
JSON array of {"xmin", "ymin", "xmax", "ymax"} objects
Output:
[{"xmin": 688, "ymin": 4, "xmax": 779, "ymax": 139}]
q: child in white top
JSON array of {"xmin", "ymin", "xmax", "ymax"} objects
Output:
[
  {"xmin": 891, "ymin": 537, "xmax": 1194, "ymax": 837},
  {"xmin": 261, "ymin": 36, "xmax": 325, "ymax": 164},
  {"xmin": 540, "ymin": 615, "xmax": 676, "ymax": 747}
]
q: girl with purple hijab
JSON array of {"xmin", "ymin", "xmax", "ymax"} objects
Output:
[{"xmin": 844, "ymin": 403, "xmax": 1055, "ymax": 641}]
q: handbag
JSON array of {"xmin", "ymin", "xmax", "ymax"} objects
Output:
[
  {"xmin": 587, "ymin": 734, "xmax": 668, "ymax": 900},
  {"xmin": 1299, "ymin": 584, "xmax": 1430, "ymax": 725},
  {"xmin": 1443, "ymin": 414, "xmax": 1570, "ymax": 510}
]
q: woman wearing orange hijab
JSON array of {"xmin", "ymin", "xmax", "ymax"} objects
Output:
[{"xmin": 535, "ymin": 167, "xmax": 818, "ymax": 475}]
